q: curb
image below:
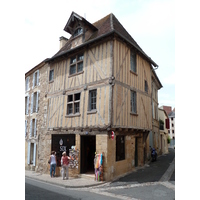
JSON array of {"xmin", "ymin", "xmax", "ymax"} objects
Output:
[{"xmin": 25, "ymin": 174, "xmax": 107, "ymax": 189}]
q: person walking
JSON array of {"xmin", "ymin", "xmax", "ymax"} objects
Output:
[
  {"xmin": 61, "ymin": 151, "xmax": 70, "ymax": 180},
  {"xmin": 49, "ymin": 151, "xmax": 57, "ymax": 177}
]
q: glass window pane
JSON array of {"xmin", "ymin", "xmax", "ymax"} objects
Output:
[
  {"xmin": 77, "ymin": 62, "xmax": 83, "ymax": 72},
  {"xmin": 70, "ymin": 65, "xmax": 76, "ymax": 75},
  {"xmin": 75, "ymin": 93, "xmax": 80, "ymax": 101},
  {"xmin": 68, "ymin": 95, "xmax": 73, "ymax": 102},
  {"xmin": 74, "ymin": 102, "xmax": 79, "ymax": 113},
  {"xmin": 130, "ymin": 51, "xmax": 136, "ymax": 73},
  {"xmin": 68, "ymin": 104, "xmax": 73, "ymax": 114},
  {"xmin": 78, "ymin": 54, "xmax": 84, "ymax": 61},
  {"xmin": 70, "ymin": 57, "xmax": 76, "ymax": 64}
]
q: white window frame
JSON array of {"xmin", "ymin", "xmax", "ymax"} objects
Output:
[
  {"xmin": 33, "ymin": 70, "xmax": 39, "ymax": 88},
  {"xmin": 27, "ymin": 142, "xmax": 36, "ymax": 166},
  {"xmin": 31, "ymin": 91, "xmax": 39, "ymax": 113},
  {"xmin": 25, "ymin": 95, "xmax": 29, "ymax": 115},
  {"xmin": 25, "ymin": 76, "xmax": 30, "ymax": 92}
]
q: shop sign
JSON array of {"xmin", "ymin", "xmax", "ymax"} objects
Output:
[
  {"xmin": 59, "ymin": 139, "xmax": 66, "ymax": 152},
  {"xmin": 111, "ymin": 131, "xmax": 115, "ymax": 140}
]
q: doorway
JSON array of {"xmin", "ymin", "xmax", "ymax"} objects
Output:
[
  {"xmin": 81, "ymin": 135, "xmax": 96, "ymax": 174},
  {"xmin": 135, "ymin": 137, "xmax": 138, "ymax": 167}
]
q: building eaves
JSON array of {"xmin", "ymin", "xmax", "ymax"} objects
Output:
[
  {"xmin": 158, "ymin": 108, "xmax": 168, "ymax": 119},
  {"xmin": 25, "ymin": 58, "xmax": 49, "ymax": 77}
]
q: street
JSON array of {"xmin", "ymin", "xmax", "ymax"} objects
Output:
[{"xmin": 25, "ymin": 148, "xmax": 175, "ymax": 200}]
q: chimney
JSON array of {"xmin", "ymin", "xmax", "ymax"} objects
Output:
[{"xmin": 59, "ymin": 36, "xmax": 68, "ymax": 49}]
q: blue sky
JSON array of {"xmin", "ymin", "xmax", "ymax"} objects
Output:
[{"xmin": 7, "ymin": 0, "xmax": 175, "ymax": 108}]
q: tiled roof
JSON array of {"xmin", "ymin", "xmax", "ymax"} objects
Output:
[{"xmin": 49, "ymin": 12, "xmax": 158, "ymax": 67}]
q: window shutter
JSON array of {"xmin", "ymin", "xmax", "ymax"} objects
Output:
[
  {"xmin": 27, "ymin": 142, "xmax": 31, "ymax": 164},
  {"xmin": 33, "ymin": 72, "xmax": 35, "ymax": 88},
  {"xmin": 165, "ymin": 119, "xmax": 170, "ymax": 129},
  {"xmin": 89, "ymin": 91, "xmax": 91, "ymax": 111},
  {"xmin": 31, "ymin": 93, "xmax": 33, "ymax": 114},
  {"xmin": 28, "ymin": 77, "xmax": 30, "ymax": 90},
  {"xmin": 34, "ymin": 119, "xmax": 37, "ymax": 137},
  {"xmin": 37, "ymin": 70, "xmax": 39, "ymax": 86},
  {"xmin": 36, "ymin": 91, "xmax": 39, "ymax": 113},
  {"xmin": 33, "ymin": 143, "xmax": 36, "ymax": 166},
  {"xmin": 25, "ymin": 120, "xmax": 27, "ymax": 137},
  {"xmin": 30, "ymin": 119, "xmax": 32, "ymax": 138},
  {"xmin": 26, "ymin": 96, "xmax": 29, "ymax": 115}
]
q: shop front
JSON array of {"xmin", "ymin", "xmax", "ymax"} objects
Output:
[{"xmin": 51, "ymin": 134, "xmax": 75, "ymax": 175}]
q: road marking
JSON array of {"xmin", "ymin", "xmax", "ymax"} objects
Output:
[
  {"xmin": 90, "ymin": 190, "xmax": 140, "ymax": 200},
  {"xmin": 160, "ymin": 181, "xmax": 175, "ymax": 191},
  {"xmin": 159, "ymin": 158, "xmax": 175, "ymax": 182}
]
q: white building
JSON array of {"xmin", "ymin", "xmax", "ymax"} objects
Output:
[{"xmin": 168, "ymin": 110, "xmax": 175, "ymax": 140}]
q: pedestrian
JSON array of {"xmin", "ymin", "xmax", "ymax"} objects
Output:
[
  {"xmin": 61, "ymin": 151, "xmax": 70, "ymax": 180},
  {"xmin": 49, "ymin": 151, "xmax": 57, "ymax": 177}
]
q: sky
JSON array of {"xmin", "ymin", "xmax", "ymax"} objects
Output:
[{"xmin": 1, "ymin": 0, "xmax": 175, "ymax": 109}]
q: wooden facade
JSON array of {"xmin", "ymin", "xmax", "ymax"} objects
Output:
[
  {"xmin": 47, "ymin": 38, "xmax": 153, "ymax": 133},
  {"xmin": 112, "ymin": 39, "xmax": 152, "ymax": 130},
  {"xmin": 47, "ymin": 40, "xmax": 113, "ymax": 130}
]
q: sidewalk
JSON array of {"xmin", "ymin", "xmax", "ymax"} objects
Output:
[{"xmin": 25, "ymin": 170, "xmax": 106, "ymax": 188}]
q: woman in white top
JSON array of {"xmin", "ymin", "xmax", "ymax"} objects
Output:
[{"xmin": 49, "ymin": 151, "xmax": 57, "ymax": 177}]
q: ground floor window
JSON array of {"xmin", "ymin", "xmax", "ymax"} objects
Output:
[
  {"xmin": 51, "ymin": 134, "xmax": 75, "ymax": 166},
  {"xmin": 27, "ymin": 142, "xmax": 36, "ymax": 166},
  {"xmin": 116, "ymin": 135, "xmax": 125, "ymax": 161}
]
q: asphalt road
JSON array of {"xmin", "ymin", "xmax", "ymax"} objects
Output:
[
  {"xmin": 109, "ymin": 148, "xmax": 175, "ymax": 186},
  {"xmin": 25, "ymin": 177, "xmax": 117, "ymax": 200},
  {"xmin": 25, "ymin": 148, "xmax": 175, "ymax": 200}
]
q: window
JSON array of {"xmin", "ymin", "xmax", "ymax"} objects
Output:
[
  {"xmin": 49, "ymin": 69, "xmax": 54, "ymax": 82},
  {"xmin": 171, "ymin": 117, "xmax": 173, "ymax": 121},
  {"xmin": 168, "ymin": 130, "xmax": 170, "ymax": 134},
  {"xmin": 33, "ymin": 70, "xmax": 39, "ymax": 87},
  {"xmin": 30, "ymin": 119, "xmax": 37, "ymax": 138},
  {"xmin": 172, "ymin": 130, "xmax": 174, "ymax": 134},
  {"xmin": 25, "ymin": 96, "xmax": 29, "ymax": 115},
  {"xmin": 27, "ymin": 142, "xmax": 36, "ymax": 165},
  {"xmin": 89, "ymin": 89, "xmax": 97, "ymax": 111},
  {"xmin": 130, "ymin": 50, "xmax": 136, "ymax": 73},
  {"xmin": 73, "ymin": 27, "xmax": 83, "ymax": 37},
  {"xmin": 172, "ymin": 123, "xmax": 174, "ymax": 127},
  {"xmin": 116, "ymin": 135, "xmax": 125, "ymax": 161},
  {"xmin": 70, "ymin": 53, "xmax": 84, "ymax": 75},
  {"xmin": 25, "ymin": 120, "xmax": 27, "ymax": 137},
  {"xmin": 145, "ymin": 80, "xmax": 148, "ymax": 93},
  {"xmin": 130, "ymin": 90, "xmax": 137, "ymax": 113},
  {"xmin": 25, "ymin": 77, "xmax": 30, "ymax": 91},
  {"xmin": 67, "ymin": 93, "xmax": 81, "ymax": 115},
  {"xmin": 31, "ymin": 92, "xmax": 39, "ymax": 113}
]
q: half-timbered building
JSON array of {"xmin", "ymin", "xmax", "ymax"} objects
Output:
[{"xmin": 35, "ymin": 12, "xmax": 162, "ymax": 181}]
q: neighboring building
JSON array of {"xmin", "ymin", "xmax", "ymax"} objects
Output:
[
  {"xmin": 161, "ymin": 105, "xmax": 172, "ymax": 115},
  {"xmin": 158, "ymin": 108, "xmax": 169, "ymax": 154},
  {"xmin": 25, "ymin": 59, "xmax": 49, "ymax": 171},
  {"xmin": 148, "ymin": 70, "xmax": 162, "ymax": 156},
  {"xmin": 160, "ymin": 105, "xmax": 175, "ymax": 147},
  {"xmin": 168, "ymin": 109, "xmax": 175, "ymax": 140},
  {"xmin": 28, "ymin": 12, "xmax": 162, "ymax": 181}
]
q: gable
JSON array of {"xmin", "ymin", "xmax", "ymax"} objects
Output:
[
  {"xmin": 49, "ymin": 12, "xmax": 158, "ymax": 69},
  {"xmin": 64, "ymin": 11, "xmax": 97, "ymax": 36}
]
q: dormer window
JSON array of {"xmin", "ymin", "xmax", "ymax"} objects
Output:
[{"xmin": 73, "ymin": 27, "xmax": 83, "ymax": 37}]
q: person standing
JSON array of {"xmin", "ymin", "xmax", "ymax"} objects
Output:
[
  {"xmin": 61, "ymin": 151, "xmax": 70, "ymax": 180},
  {"xmin": 49, "ymin": 151, "xmax": 57, "ymax": 177}
]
